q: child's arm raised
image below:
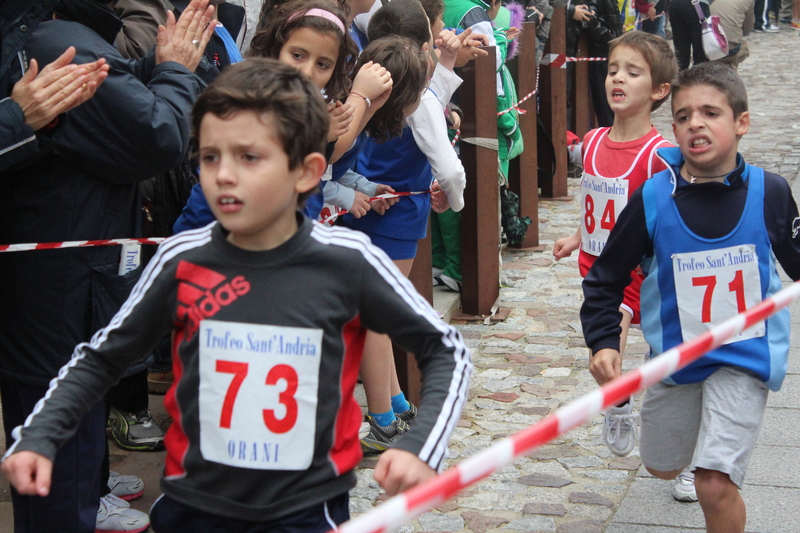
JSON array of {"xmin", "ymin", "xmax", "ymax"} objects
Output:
[{"xmin": 329, "ymin": 62, "xmax": 392, "ymax": 163}]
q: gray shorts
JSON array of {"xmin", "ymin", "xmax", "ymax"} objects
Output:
[{"xmin": 639, "ymin": 365, "xmax": 769, "ymax": 488}]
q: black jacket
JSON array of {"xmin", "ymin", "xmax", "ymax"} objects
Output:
[
  {"xmin": 0, "ymin": 14, "xmax": 204, "ymax": 385},
  {"xmin": 585, "ymin": 0, "xmax": 623, "ymax": 56}
]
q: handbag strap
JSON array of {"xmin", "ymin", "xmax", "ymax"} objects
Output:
[{"xmin": 691, "ymin": 0, "xmax": 708, "ymax": 22}]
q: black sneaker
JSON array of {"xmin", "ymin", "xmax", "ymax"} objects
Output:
[
  {"xmin": 397, "ymin": 402, "xmax": 418, "ymax": 426},
  {"xmin": 360, "ymin": 416, "xmax": 409, "ymax": 455},
  {"xmin": 109, "ymin": 407, "xmax": 165, "ymax": 452}
]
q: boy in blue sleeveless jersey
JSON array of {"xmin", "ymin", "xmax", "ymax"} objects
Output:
[{"xmin": 580, "ymin": 62, "xmax": 800, "ymax": 533}]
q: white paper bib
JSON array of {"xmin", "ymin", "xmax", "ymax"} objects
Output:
[
  {"xmin": 580, "ymin": 173, "xmax": 630, "ymax": 256},
  {"xmin": 673, "ymin": 244, "xmax": 764, "ymax": 344},
  {"xmin": 198, "ymin": 319, "xmax": 322, "ymax": 470}
]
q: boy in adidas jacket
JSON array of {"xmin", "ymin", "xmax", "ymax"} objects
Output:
[{"xmin": 2, "ymin": 59, "xmax": 472, "ymax": 532}]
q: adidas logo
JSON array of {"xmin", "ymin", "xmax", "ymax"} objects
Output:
[{"xmin": 176, "ymin": 261, "xmax": 250, "ymax": 339}]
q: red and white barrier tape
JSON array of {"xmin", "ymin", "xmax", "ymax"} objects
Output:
[
  {"xmin": 497, "ymin": 63, "xmax": 541, "ymax": 117},
  {"xmin": 539, "ymin": 54, "xmax": 607, "ymax": 68},
  {"xmin": 318, "ymin": 190, "xmax": 432, "ymax": 226},
  {"xmin": 0, "ymin": 237, "xmax": 166, "ymax": 253},
  {"xmin": 332, "ymin": 280, "xmax": 800, "ymax": 533},
  {"xmin": 450, "ymin": 129, "xmax": 461, "ymax": 147}
]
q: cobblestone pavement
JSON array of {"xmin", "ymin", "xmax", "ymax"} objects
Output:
[{"xmin": 348, "ymin": 26, "xmax": 800, "ymax": 533}]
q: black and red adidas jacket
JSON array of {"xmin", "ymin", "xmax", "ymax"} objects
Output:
[{"xmin": 6, "ymin": 217, "xmax": 472, "ymax": 521}]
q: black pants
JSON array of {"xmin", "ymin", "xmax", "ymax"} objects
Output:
[
  {"xmin": 588, "ymin": 61, "xmax": 614, "ymax": 128},
  {"xmin": 1, "ymin": 377, "xmax": 106, "ymax": 533},
  {"xmin": 669, "ymin": 0, "xmax": 709, "ymax": 70},
  {"xmin": 151, "ymin": 492, "xmax": 350, "ymax": 533}
]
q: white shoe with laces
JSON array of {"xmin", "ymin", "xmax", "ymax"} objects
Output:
[
  {"xmin": 96, "ymin": 494, "xmax": 150, "ymax": 533},
  {"xmin": 603, "ymin": 402, "xmax": 637, "ymax": 456},
  {"xmin": 672, "ymin": 468, "xmax": 698, "ymax": 502}
]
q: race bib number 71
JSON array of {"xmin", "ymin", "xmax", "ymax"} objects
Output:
[
  {"xmin": 673, "ymin": 245, "xmax": 764, "ymax": 344},
  {"xmin": 198, "ymin": 320, "xmax": 322, "ymax": 470}
]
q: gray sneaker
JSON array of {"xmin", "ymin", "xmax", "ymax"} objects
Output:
[
  {"xmin": 603, "ymin": 402, "xmax": 637, "ymax": 456},
  {"xmin": 96, "ymin": 494, "xmax": 150, "ymax": 533},
  {"xmin": 360, "ymin": 416, "xmax": 409, "ymax": 455},
  {"xmin": 397, "ymin": 402, "xmax": 418, "ymax": 426},
  {"xmin": 109, "ymin": 407, "xmax": 165, "ymax": 452},
  {"xmin": 107, "ymin": 471, "xmax": 144, "ymax": 501}
]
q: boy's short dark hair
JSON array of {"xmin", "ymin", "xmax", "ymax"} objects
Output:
[
  {"xmin": 356, "ymin": 36, "xmax": 428, "ymax": 142},
  {"xmin": 608, "ymin": 30, "xmax": 678, "ymax": 112},
  {"xmin": 671, "ymin": 61, "xmax": 748, "ymax": 118},
  {"xmin": 191, "ymin": 59, "xmax": 329, "ymax": 201},
  {"xmin": 368, "ymin": 0, "xmax": 431, "ymax": 47},
  {"xmin": 418, "ymin": 0, "xmax": 444, "ymax": 29}
]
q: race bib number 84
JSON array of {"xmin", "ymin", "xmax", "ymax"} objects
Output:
[
  {"xmin": 673, "ymin": 245, "xmax": 764, "ymax": 344},
  {"xmin": 580, "ymin": 174, "xmax": 629, "ymax": 255},
  {"xmin": 198, "ymin": 320, "xmax": 322, "ymax": 470}
]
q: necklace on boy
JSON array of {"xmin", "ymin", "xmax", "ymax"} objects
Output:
[{"xmin": 687, "ymin": 171, "xmax": 731, "ymax": 184}]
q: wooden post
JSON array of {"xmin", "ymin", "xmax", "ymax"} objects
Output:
[
  {"xmin": 509, "ymin": 21, "xmax": 540, "ymax": 250},
  {"xmin": 391, "ymin": 223, "xmax": 431, "ymax": 404},
  {"xmin": 574, "ymin": 32, "xmax": 591, "ymax": 139},
  {"xmin": 459, "ymin": 47, "xmax": 499, "ymax": 317},
  {"xmin": 538, "ymin": 7, "xmax": 568, "ymax": 198}
]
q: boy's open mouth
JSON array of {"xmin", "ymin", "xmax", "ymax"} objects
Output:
[
  {"xmin": 218, "ymin": 195, "xmax": 243, "ymax": 212},
  {"xmin": 611, "ymin": 88, "xmax": 625, "ymax": 101}
]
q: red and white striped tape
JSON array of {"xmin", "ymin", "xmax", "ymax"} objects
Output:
[
  {"xmin": 450, "ymin": 129, "xmax": 461, "ymax": 147},
  {"xmin": 497, "ymin": 63, "xmax": 541, "ymax": 117},
  {"xmin": 0, "ymin": 237, "xmax": 166, "ymax": 253},
  {"xmin": 539, "ymin": 54, "xmax": 607, "ymax": 68},
  {"xmin": 318, "ymin": 190, "xmax": 432, "ymax": 226},
  {"xmin": 332, "ymin": 280, "xmax": 800, "ymax": 533}
]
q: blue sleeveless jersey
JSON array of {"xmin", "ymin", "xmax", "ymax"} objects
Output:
[
  {"xmin": 342, "ymin": 126, "xmax": 432, "ymax": 240},
  {"xmin": 640, "ymin": 157, "xmax": 789, "ymax": 391}
]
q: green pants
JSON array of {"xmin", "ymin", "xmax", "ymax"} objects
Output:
[{"xmin": 431, "ymin": 208, "xmax": 462, "ymax": 282}]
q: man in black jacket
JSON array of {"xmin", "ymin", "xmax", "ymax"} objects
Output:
[{"xmin": 0, "ymin": 0, "xmax": 214, "ymax": 531}]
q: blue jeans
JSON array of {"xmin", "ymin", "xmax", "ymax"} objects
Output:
[{"xmin": 641, "ymin": 15, "xmax": 666, "ymax": 38}]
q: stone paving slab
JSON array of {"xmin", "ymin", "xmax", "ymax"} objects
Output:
[
  {"xmin": 757, "ymin": 406, "xmax": 800, "ymax": 447},
  {"xmin": 747, "ymin": 445, "xmax": 800, "ymax": 489},
  {"xmin": 766, "ymin": 374, "xmax": 800, "ymax": 408}
]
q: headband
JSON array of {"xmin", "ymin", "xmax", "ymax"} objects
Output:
[{"xmin": 288, "ymin": 8, "xmax": 346, "ymax": 35}]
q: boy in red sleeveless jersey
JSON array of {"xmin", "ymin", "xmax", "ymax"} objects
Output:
[{"xmin": 554, "ymin": 30, "xmax": 677, "ymax": 458}]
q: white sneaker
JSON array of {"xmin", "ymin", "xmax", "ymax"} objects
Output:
[
  {"xmin": 603, "ymin": 402, "xmax": 637, "ymax": 456},
  {"xmin": 96, "ymin": 494, "xmax": 150, "ymax": 533},
  {"xmin": 672, "ymin": 468, "xmax": 698, "ymax": 502},
  {"xmin": 764, "ymin": 23, "xmax": 780, "ymax": 32},
  {"xmin": 108, "ymin": 471, "xmax": 144, "ymax": 501}
]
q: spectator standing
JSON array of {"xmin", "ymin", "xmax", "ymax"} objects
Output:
[
  {"xmin": 711, "ymin": 0, "xmax": 756, "ymax": 69},
  {"xmin": 585, "ymin": 0, "xmax": 623, "ymax": 126},
  {"xmin": 0, "ymin": 0, "xmax": 213, "ymax": 531},
  {"xmin": 668, "ymin": 0, "xmax": 710, "ymax": 69}
]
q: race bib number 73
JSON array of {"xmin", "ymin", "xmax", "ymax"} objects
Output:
[
  {"xmin": 673, "ymin": 245, "xmax": 764, "ymax": 344},
  {"xmin": 198, "ymin": 320, "xmax": 322, "ymax": 470}
]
